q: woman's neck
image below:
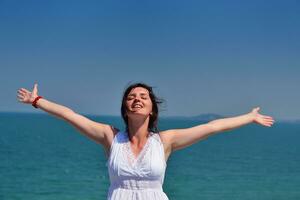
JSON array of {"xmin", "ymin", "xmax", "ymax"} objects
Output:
[{"xmin": 127, "ymin": 116, "xmax": 150, "ymax": 144}]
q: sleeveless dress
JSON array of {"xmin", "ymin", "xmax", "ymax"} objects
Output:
[{"xmin": 106, "ymin": 131, "xmax": 169, "ymax": 200}]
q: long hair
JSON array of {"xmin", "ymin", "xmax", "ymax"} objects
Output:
[{"xmin": 121, "ymin": 82, "xmax": 164, "ymax": 133}]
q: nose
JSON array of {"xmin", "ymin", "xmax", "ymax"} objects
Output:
[{"xmin": 133, "ymin": 97, "xmax": 141, "ymax": 102}]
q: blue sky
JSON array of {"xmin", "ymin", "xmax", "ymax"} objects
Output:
[{"xmin": 1, "ymin": 0, "xmax": 299, "ymax": 120}]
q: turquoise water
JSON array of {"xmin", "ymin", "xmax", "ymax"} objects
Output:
[{"xmin": 1, "ymin": 112, "xmax": 300, "ymax": 200}]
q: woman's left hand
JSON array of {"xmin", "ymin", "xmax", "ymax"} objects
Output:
[{"xmin": 251, "ymin": 107, "xmax": 275, "ymax": 127}]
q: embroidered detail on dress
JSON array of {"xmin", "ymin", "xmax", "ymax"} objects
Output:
[{"xmin": 123, "ymin": 133, "xmax": 152, "ymax": 167}]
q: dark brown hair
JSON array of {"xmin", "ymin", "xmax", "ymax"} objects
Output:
[{"xmin": 121, "ymin": 82, "xmax": 163, "ymax": 133}]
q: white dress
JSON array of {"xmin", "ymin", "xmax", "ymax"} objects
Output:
[{"xmin": 106, "ymin": 131, "xmax": 169, "ymax": 200}]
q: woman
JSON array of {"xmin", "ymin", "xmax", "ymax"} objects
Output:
[{"xmin": 17, "ymin": 83, "xmax": 275, "ymax": 200}]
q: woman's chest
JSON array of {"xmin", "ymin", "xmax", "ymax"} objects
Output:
[{"xmin": 108, "ymin": 141, "xmax": 166, "ymax": 179}]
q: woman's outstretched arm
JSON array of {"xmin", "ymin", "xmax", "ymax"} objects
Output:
[
  {"xmin": 17, "ymin": 83, "xmax": 116, "ymax": 149},
  {"xmin": 161, "ymin": 107, "xmax": 275, "ymax": 152}
]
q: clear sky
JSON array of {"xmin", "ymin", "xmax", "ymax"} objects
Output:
[{"xmin": 1, "ymin": 0, "xmax": 299, "ymax": 120}]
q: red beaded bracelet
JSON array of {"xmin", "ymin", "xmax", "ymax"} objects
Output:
[{"xmin": 32, "ymin": 96, "xmax": 43, "ymax": 108}]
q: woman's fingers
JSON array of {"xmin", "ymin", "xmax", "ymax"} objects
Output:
[
  {"xmin": 255, "ymin": 114, "xmax": 275, "ymax": 127},
  {"xmin": 17, "ymin": 94, "xmax": 23, "ymax": 99},
  {"xmin": 19, "ymin": 88, "xmax": 30, "ymax": 93},
  {"xmin": 263, "ymin": 117, "xmax": 274, "ymax": 121},
  {"xmin": 263, "ymin": 115, "xmax": 273, "ymax": 119},
  {"xmin": 260, "ymin": 115, "xmax": 275, "ymax": 123},
  {"xmin": 17, "ymin": 90, "xmax": 28, "ymax": 97},
  {"xmin": 266, "ymin": 121, "xmax": 274, "ymax": 124},
  {"xmin": 17, "ymin": 85, "xmax": 38, "ymax": 104},
  {"xmin": 17, "ymin": 87, "xmax": 32, "ymax": 103},
  {"xmin": 17, "ymin": 90, "xmax": 24, "ymax": 99},
  {"xmin": 17, "ymin": 95, "xmax": 27, "ymax": 103},
  {"xmin": 261, "ymin": 120, "xmax": 272, "ymax": 126},
  {"xmin": 263, "ymin": 119, "xmax": 274, "ymax": 127},
  {"xmin": 251, "ymin": 107, "xmax": 275, "ymax": 127},
  {"xmin": 18, "ymin": 89, "xmax": 27, "ymax": 95},
  {"xmin": 263, "ymin": 116, "xmax": 274, "ymax": 121}
]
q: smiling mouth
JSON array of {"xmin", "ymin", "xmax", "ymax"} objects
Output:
[
  {"xmin": 133, "ymin": 107, "xmax": 142, "ymax": 109},
  {"xmin": 132, "ymin": 104, "xmax": 143, "ymax": 109}
]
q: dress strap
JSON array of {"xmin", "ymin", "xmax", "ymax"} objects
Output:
[
  {"xmin": 152, "ymin": 133, "xmax": 167, "ymax": 165},
  {"xmin": 107, "ymin": 131, "xmax": 123, "ymax": 160}
]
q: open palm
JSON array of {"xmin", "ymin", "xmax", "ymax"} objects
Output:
[
  {"xmin": 17, "ymin": 83, "xmax": 39, "ymax": 104},
  {"xmin": 251, "ymin": 107, "xmax": 275, "ymax": 127}
]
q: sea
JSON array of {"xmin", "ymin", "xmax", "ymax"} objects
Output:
[{"xmin": 1, "ymin": 112, "xmax": 299, "ymax": 200}]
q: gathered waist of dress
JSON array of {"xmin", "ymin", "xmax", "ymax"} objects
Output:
[{"xmin": 110, "ymin": 179, "xmax": 163, "ymax": 190}]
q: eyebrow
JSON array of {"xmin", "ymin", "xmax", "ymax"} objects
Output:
[{"xmin": 128, "ymin": 92, "xmax": 149, "ymax": 97}]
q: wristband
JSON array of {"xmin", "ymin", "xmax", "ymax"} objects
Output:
[{"xmin": 32, "ymin": 96, "xmax": 43, "ymax": 108}]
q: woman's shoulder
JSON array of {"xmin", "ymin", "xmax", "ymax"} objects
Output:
[
  {"xmin": 103, "ymin": 127, "xmax": 124, "ymax": 157},
  {"xmin": 103, "ymin": 126, "xmax": 120, "ymax": 148},
  {"xmin": 157, "ymin": 130, "xmax": 173, "ymax": 161},
  {"xmin": 159, "ymin": 129, "xmax": 174, "ymax": 141},
  {"xmin": 158, "ymin": 130, "xmax": 174, "ymax": 147}
]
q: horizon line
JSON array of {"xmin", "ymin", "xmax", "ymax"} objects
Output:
[{"xmin": 0, "ymin": 111, "xmax": 298, "ymax": 122}]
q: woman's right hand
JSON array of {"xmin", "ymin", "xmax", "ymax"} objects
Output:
[
  {"xmin": 16, "ymin": 83, "xmax": 116, "ymax": 149},
  {"xmin": 17, "ymin": 83, "xmax": 39, "ymax": 104}
]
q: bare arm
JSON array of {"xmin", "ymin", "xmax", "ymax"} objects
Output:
[
  {"xmin": 17, "ymin": 83, "xmax": 116, "ymax": 148},
  {"xmin": 162, "ymin": 107, "xmax": 275, "ymax": 152}
]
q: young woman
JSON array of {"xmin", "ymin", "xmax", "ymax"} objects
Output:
[{"xmin": 17, "ymin": 83, "xmax": 275, "ymax": 200}]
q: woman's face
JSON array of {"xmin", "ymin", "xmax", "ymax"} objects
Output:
[{"xmin": 126, "ymin": 87, "xmax": 153, "ymax": 118}]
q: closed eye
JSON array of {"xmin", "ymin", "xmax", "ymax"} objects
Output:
[{"xmin": 140, "ymin": 94, "xmax": 149, "ymax": 99}]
